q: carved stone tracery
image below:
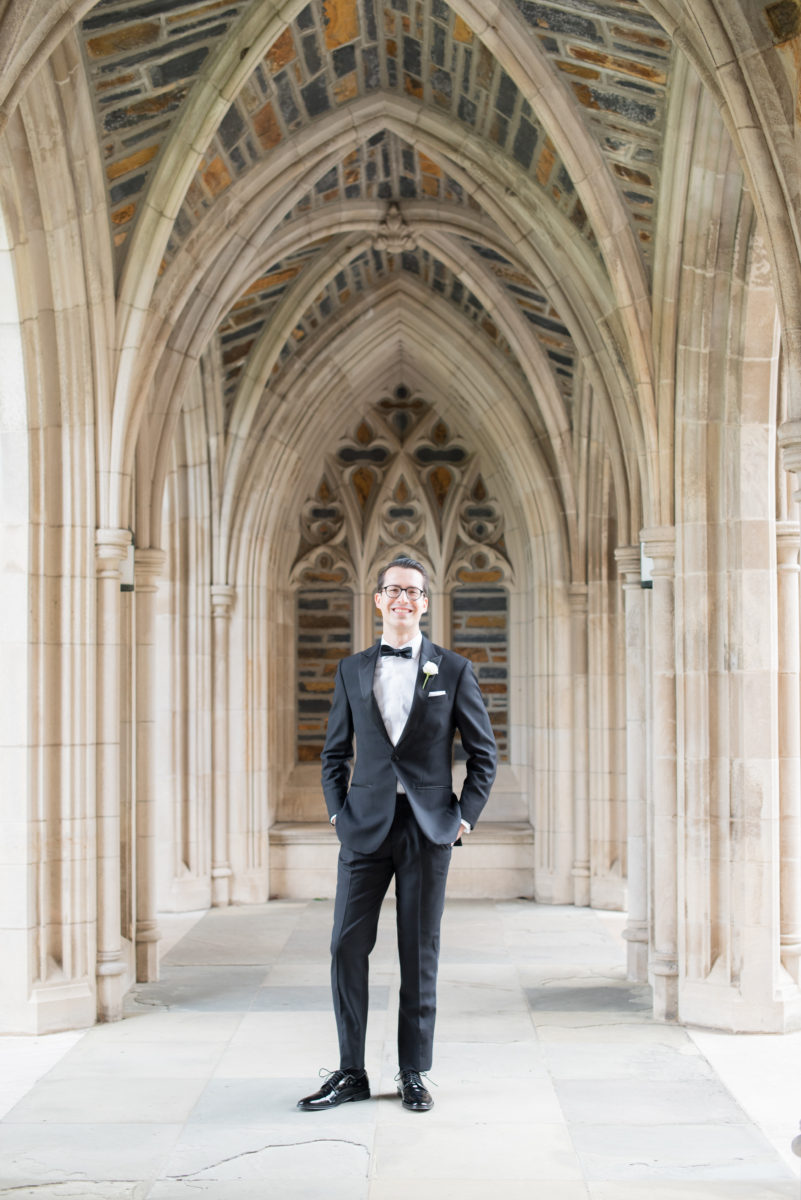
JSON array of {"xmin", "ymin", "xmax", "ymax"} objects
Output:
[
  {"xmin": 293, "ymin": 386, "xmax": 512, "ymax": 764},
  {"xmin": 292, "ymin": 385, "xmax": 510, "ymax": 579}
]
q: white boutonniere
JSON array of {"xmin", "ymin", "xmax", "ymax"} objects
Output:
[{"xmin": 422, "ymin": 661, "xmax": 439, "ymax": 689}]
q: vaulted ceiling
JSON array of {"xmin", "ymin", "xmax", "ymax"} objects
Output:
[
  {"xmin": 12, "ymin": 0, "xmax": 756, "ymax": 557},
  {"xmin": 86, "ymin": 0, "xmax": 669, "ymax": 275}
]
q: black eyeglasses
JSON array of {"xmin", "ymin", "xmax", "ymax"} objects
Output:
[{"xmin": 381, "ymin": 585, "xmax": 426, "ymax": 601}]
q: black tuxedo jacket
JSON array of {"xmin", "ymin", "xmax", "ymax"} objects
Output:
[{"xmin": 321, "ymin": 636, "xmax": 497, "ymax": 852}]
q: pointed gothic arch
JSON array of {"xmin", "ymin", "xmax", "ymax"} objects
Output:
[
  {"xmin": 3, "ymin": 0, "xmax": 801, "ymax": 1039},
  {"xmin": 291, "ymin": 387, "xmax": 514, "ymax": 763}
]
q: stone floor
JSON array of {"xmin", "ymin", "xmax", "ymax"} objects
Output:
[{"xmin": 1, "ymin": 899, "xmax": 800, "ymax": 1199}]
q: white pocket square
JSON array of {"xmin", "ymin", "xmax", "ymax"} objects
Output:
[{"xmin": 428, "ymin": 690, "xmax": 447, "ymax": 697}]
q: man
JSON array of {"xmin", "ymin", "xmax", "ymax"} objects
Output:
[{"xmin": 297, "ymin": 554, "xmax": 497, "ymax": 1114}]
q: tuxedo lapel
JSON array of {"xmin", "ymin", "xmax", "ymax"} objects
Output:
[
  {"xmin": 417, "ymin": 636, "xmax": 442, "ymax": 696},
  {"xmin": 418, "ymin": 636, "xmax": 443, "ymax": 689},
  {"xmin": 359, "ymin": 641, "xmax": 394, "ymax": 744},
  {"xmin": 359, "ymin": 641, "xmax": 381, "ymax": 700},
  {"xmin": 395, "ymin": 636, "xmax": 443, "ymax": 749}
]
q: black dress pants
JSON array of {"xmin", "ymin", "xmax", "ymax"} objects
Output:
[{"xmin": 330, "ymin": 795, "xmax": 452, "ymax": 1072}]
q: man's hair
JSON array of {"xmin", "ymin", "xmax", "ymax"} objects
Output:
[{"xmin": 377, "ymin": 555, "xmax": 430, "ymax": 595}]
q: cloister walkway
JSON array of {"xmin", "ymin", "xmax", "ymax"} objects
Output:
[{"xmin": 0, "ymin": 899, "xmax": 799, "ymax": 1198}]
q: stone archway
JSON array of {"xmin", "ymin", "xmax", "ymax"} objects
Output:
[
  {"xmin": 4, "ymin": 0, "xmax": 801, "ymax": 1040},
  {"xmin": 270, "ymin": 382, "xmax": 536, "ymax": 900}
]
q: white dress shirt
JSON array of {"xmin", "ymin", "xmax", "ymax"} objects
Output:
[{"xmin": 373, "ymin": 633, "xmax": 422, "ymax": 750}]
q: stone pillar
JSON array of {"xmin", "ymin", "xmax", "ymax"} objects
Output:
[
  {"xmin": 570, "ymin": 584, "xmax": 590, "ymax": 907},
  {"xmin": 642, "ymin": 527, "xmax": 678, "ymax": 1020},
  {"xmin": 134, "ymin": 549, "xmax": 167, "ymax": 981},
  {"xmin": 95, "ymin": 528, "xmax": 131, "ymax": 1022},
  {"xmin": 778, "ymin": 421, "xmax": 801, "ymax": 985},
  {"xmin": 211, "ymin": 584, "xmax": 235, "ymax": 907},
  {"xmin": 776, "ymin": 523, "xmax": 801, "ymax": 982},
  {"xmin": 615, "ymin": 546, "xmax": 649, "ymax": 982}
]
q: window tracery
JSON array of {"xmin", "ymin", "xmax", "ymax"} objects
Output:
[{"xmin": 293, "ymin": 386, "xmax": 512, "ymax": 763}]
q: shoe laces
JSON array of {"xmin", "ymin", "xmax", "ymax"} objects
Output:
[
  {"xmin": 318, "ymin": 1066, "xmax": 363, "ymax": 1083},
  {"xmin": 395, "ymin": 1069, "xmax": 437, "ymax": 1088},
  {"xmin": 318, "ymin": 1067, "xmax": 345, "ymax": 1084}
]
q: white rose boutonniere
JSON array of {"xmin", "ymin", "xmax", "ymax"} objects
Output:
[{"xmin": 422, "ymin": 661, "xmax": 439, "ymax": 689}]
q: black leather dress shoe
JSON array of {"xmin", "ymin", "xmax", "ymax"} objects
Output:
[
  {"xmin": 297, "ymin": 1069, "xmax": 370, "ymax": 1111},
  {"xmin": 397, "ymin": 1069, "xmax": 434, "ymax": 1112}
]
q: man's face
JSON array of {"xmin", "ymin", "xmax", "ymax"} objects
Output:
[{"xmin": 375, "ymin": 566, "xmax": 429, "ymax": 643}]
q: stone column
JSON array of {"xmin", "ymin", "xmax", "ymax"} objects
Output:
[
  {"xmin": 778, "ymin": 421, "xmax": 801, "ymax": 984},
  {"xmin": 211, "ymin": 584, "xmax": 235, "ymax": 907},
  {"xmin": 615, "ymin": 546, "xmax": 649, "ymax": 982},
  {"xmin": 570, "ymin": 584, "xmax": 590, "ymax": 907},
  {"xmin": 642, "ymin": 527, "xmax": 678, "ymax": 1020},
  {"xmin": 95, "ymin": 528, "xmax": 131, "ymax": 1021},
  {"xmin": 134, "ymin": 548, "xmax": 167, "ymax": 981},
  {"xmin": 776, "ymin": 522, "xmax": 801, "ymax": 982}
]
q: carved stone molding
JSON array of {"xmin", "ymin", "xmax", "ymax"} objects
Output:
[
  {"xmin": 614, "ymin": 544, "xmax": 642, "ymax": 585},
  {"xmin": 374, "ymin": 202, "xmax": 417, "ymax": 254},
  {"xmin": 95, "ymin": 528, "xmax": 130, "ymax": 578},
  {"xmin": 211, "ymin": 583, "xmax": 236, "ymax": 620}
]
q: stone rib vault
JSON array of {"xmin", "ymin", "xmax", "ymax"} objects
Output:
[{"xmin": 1, "ymin": 0, "xmax": 801, "ymax": 1036}]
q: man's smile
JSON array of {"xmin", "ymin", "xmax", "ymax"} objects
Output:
[{"xmin": 375, "ymin": 566, "xmax": 429, "ymax": 640}]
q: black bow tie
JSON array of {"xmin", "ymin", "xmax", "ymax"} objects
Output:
[{"xmin": 380, "ymin": 644, "xmax": 413, "ymax": 658}]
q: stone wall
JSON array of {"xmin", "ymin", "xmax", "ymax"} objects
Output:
[
  {"xmin": 451, "ymin": 585, "xmax": 509, "ymax": 763},
  {"xmin": 297, "ymin": 588, "xmax": 353, "ymax": 762}
]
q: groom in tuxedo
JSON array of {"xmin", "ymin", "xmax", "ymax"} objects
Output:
[{"xmin": 297, "ymin": 555, "xmax": 497, "ymax": 1113}]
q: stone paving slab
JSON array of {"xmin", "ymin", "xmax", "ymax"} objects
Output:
[
  {"xmin": 555, "ymin": 1077, "xmax": 750, "ymax": 1126},
  {"xmin": 588, "ymin": 1186, "xmax": 797, "ymax": 1199},
  {"xmin": 368, "ymin": 1186, "xmax": 589, "ymax": 1200},
  {"xmin": 371, "ymin": 1119, "xmax": 583, "ymax": 1180},
  {"xmin": 160, "ymin": 1120, "xmax": 373, "ymax": 1185},
  {"xmin": 572, "ymin": 1123, "xmax": 794, "ymax": 1182},
  {"xmin": 0, "ymin": 1122, "xmax": 182, "ymax": 1189},
  {"xmin": 0, "ymin": 1188, "xmax": 145, "ymax": 1200},
  {"xmin": 0, "ymin": 899, "xmax": 798, "ymax": 1199},
  {"xmin": 149, "ymin": 1183, "xmax": 369, "ymax": 1200}
]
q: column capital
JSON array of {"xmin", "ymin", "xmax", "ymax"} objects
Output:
[
  {"xmin": 650, "ymin": 955, "xmax": 679, "ymax": 977},
  {"xmin": 776, "ymin": 521, "xmax": 800, "ymax": 567},
  {"xmin": 779, "ymin": 419, "xmax": 801, "ymax": 502},
  {"xmin": 134, "ymin": 548, "xmax": 167, "ymax": 592},
  {"xmin": 568, "ymin": 581, "xmax": 588, "ymax": 612},
  {"xmin": 211, "ymin": 583, "xmax": 236, "ymax": 619},
  {"xmin": 614, "ymin": 544, "xmax": 641, "ymax": 584},
  {"xmin": 622, "ymin": 921, "xmax": 649, "ymax": 945},
  {"xmin": 95, "ymin": 528, "xmax": 130, "ymax": 577},
  {"xmin": 778, "ymin": 419, "xmax": 801, "ymax": 476},
  {"xmin": 640, "ymin": 526, "xmax": 675, "ymax": 575}
]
